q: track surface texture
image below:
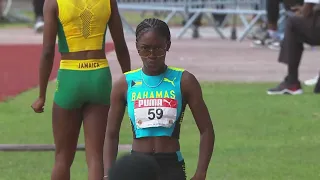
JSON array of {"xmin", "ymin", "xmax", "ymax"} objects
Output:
[
  {"xmin": 1, "ymin": 27, "xmax": 320, "ymax": 98},
  {"xmin": 1, "ymin": 27, "xmax": 320, "ymax": 150},
  {"xmin": 109, "ymin": 30, "xmax": 320, "ymax": 83}
]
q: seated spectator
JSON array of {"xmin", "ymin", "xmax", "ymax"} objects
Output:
[
  {"xmin": 267, "ymin": 0, "xmax": 320, "ymax": 95},
  {"xmin": 107, "ymin": 153, "xmax": 161, "ymax": 180},
  {"xmin": 252, "ymin": 0, "xmax": 304, "ymax": 50}
]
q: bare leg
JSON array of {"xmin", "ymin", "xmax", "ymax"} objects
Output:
[
  {"xmin": 33, "ymin": 0, "xmax": 44, "ymax": 19},
  {"xmin": 266, "ymin": 0, "xmax": 279, "ymax": 31},
  {"xmin": 82, "ymin": 104, "xmax": 110, "ymax": 180},
  {"xmin": 51, "ymin": 103, "xmax": 82, "ymax": 180},
  {"xmin": 33, "ymin": 0, "xmax": 45, "ymax": 32}
]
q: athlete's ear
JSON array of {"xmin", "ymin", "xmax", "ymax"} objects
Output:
[
  {"xmin": 166, "ymin": 41, "xmax": 171, "ymax": 51},
  {"xmin": 136, "ymin": 41, "xmax": 138, "ymax": 51}
]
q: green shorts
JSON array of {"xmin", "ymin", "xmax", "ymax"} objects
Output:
[{"xmin": 54, "ymin": 59, "xmax": 112, "ymax": 109}]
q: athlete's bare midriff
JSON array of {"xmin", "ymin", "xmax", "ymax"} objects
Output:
[
  {"xmin": 61, "ymin": 50, "xmax": 106, "ymax": 60},
  {"xmin": 132, "ymin": 137, "xmax": 180, "ymax": 153}
]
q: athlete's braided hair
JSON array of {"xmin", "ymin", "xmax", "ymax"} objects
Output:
[{"xmin": 136, "ymin": 18, "xmax": 171, "ymax": 42}]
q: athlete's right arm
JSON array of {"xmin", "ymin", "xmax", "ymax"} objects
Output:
[
  {"xmin": 39, "ymin": 0, "xmax": 58, "ymax": 99},
  {"xmin": 103, "ymin": 75, "xmax": 128, "ymax": 178},
  {"xmin": 108, "ymin": 0, "xmax": 131, "ymax": 73}
]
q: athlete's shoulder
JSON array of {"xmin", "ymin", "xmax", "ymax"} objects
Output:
[
  {"xmin": 44, "ymin": 0, "xmax": 58, "ymax": 11},
  {"xmin": 181, "ymin": 70, "xmax": 202, "ymax": 98},
  {"xmin": 115, "ymin": 74, "xmax": 127, "ymax": 86},
  {"xmin": 112, "ymin": 74, "xmax": 128, "ymax": 95},
  {"xmin": 181, "ymin": 70, "xmax": 199, "ymax": 86},
  {"xmin": 167, "ymin": 66, "xmax": 185, "ymax": 72},
  {"xmin": 124, "ymin": 68, "xmax": 142, "ymax": 82},
  {"xmin": 124, "ymin": 68, "xmax": 142, "ymax": 75}
]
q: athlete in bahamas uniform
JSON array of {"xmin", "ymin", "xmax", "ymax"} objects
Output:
[
  {"xmin": 103, "ymin": 18, "xmax": 215, "ymax": 180},
  {"xmin": 31, "ymin": 0, "xmax": 131, "ymax": 179}
]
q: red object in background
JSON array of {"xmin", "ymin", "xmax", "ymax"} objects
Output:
[{"xmin": 0, "ymin": 43, "xmax": 115, "ymax": 101}]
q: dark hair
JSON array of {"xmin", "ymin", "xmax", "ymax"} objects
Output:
[
  {"xmin": 108, "ymin": 153, "xmax": 160, "ymax": 180},
  {"xmin": 136, "ymin": 18, "xmax": 171, "ymax": 42}
]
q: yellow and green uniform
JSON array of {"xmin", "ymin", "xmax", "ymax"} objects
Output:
[{"xmin": 54, "ymin": 0, "xmax": 112, "ymax": 109}]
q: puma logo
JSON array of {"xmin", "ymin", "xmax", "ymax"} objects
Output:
[
  {"xmin": 163, "ymin": 77, "xmax": 176, "ymax": 87},
  {"xmin": 163, "ymin": 99, "xmax": 173, "ymax": 107}
]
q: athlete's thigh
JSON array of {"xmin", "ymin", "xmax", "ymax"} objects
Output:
[
  {"xmin": 52, "ymin": 103, "xmax": 82, "ymax": 159},
  {"xmin": 54, "ymin": 69, "xmax": 84, "ymax": 109},
  {"xmin": 82, "ymin": 104, "xmax": 110, "ymax": 156},
  {"xmin": 86, "ymin": 67, "xmax": 112, "ymax": 105}
]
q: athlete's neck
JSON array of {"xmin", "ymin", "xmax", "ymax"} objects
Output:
[{"xmin": 142, "ymin": 65, "xmax": 167, "ymax": 76}]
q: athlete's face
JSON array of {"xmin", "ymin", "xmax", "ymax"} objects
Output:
[{"xmin": 136, "ymin": 30, "xmax": 170, "ymax": 74}]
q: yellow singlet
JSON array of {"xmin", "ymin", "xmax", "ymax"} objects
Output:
[{"xmin": 56, "ymin": 0, "xmax": 111, "ymax": 53}]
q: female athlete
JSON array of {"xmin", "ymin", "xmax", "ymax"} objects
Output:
[
  {"xmin": 103, "ymin": 18, "xmax": 214, "ymax": 180},
  {"xmin": 31, "ymin": 0, "xmax": 131, "ymax": 179}
]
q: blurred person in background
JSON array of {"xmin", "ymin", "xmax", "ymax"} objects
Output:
[
  {"xmin": 33, "ymin": 0, "xmax": 45, "ymax": 33},
  {"xmin": 251, "ymin": 0, "xmax": 304, "ymax": 50},
  {"xmin": 184, "ymin": 0, "xmax": 227, "ymax": 38},
  {"xmin": 212, "ymin": 4, "xmax": 227, "ymax": 27},
  {"xmin": 267, "ymin": 0, "xmax": 320, "ymax": 95},
  {"xmin": 0, "ymin": 0, "xmax": 5, "ymax": 21}
]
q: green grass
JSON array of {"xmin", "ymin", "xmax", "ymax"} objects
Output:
[
  {"xmin": 0, "ymin": 22, "xmax": 30, "ymax": 28},
  {"xmin": 0, "ymin": 11, "xmax": 32, "ymax": 28},
  {"xmin": 1, "ymin": 82, "xmax": 320, "ymax": 179}
]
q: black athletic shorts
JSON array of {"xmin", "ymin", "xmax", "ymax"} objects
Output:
[{"xmin": 131, "ymin": 151, "xmax": 187, "ymax": 180}]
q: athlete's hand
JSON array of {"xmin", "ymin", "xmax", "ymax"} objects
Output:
[
  {"xmin": 190, "ymin": 174, "xmax": 206, "ymax": 180},
  {"xmin": 31, "ymin": 97, "xmax": 45, "ymax": 113},
  {"xmin": 190, "ymin": 177, "xmax": 205, "ymax": 180}
]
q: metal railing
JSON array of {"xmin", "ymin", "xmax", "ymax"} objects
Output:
[
  {"xmin": 1, "ymin": 0, "xmax": 13, "ymax": 17},
  {"xmin": 1, "ymin": 0, "xmax": 286, "ymax": 40},
  {"xmin": 118, "ymin": 0, "xmax": 189, "ymax": 34},
  {"xmin": 178, "ymin": 0, "xmax": 267, "ymax": 40},
  {"xmin": 117, "ymin": 0, "xmax": 287, "ymax": 41},
  {"xmin": 1, "ymin": 0, "xmax": 33, "ymax": 23}
]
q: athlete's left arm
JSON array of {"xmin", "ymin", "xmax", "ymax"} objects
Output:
[
  {"xmin": 39, "ymin": 0, "xmax": 58, "ymax": 99},
  {"xmin": 108, "ymin": 0, "xmax": 131, "ymax": 73},
  {"xmin": 182, "ymin": 71, "xmax": 215, "ymax": 179},
  {"xmin": 103, "ymin": 75, "xmax": 127, "ymax": 178}
]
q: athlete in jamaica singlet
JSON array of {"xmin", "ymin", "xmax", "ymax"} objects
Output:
[
  {"xmin": 54, "ymin": 0, "xmax": 114, "ymax": 107},
  {"xmin": 103, "ymin": 18, "xmax": 214, "ymax": 180},
  {"xmin": 31, "ymin": 0, "xmax": 131, "ymax": 179}
]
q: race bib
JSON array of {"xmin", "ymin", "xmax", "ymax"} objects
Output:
[{"xmin": 134, "ymin": 98, "xmax": 178, "ymax": 129}]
